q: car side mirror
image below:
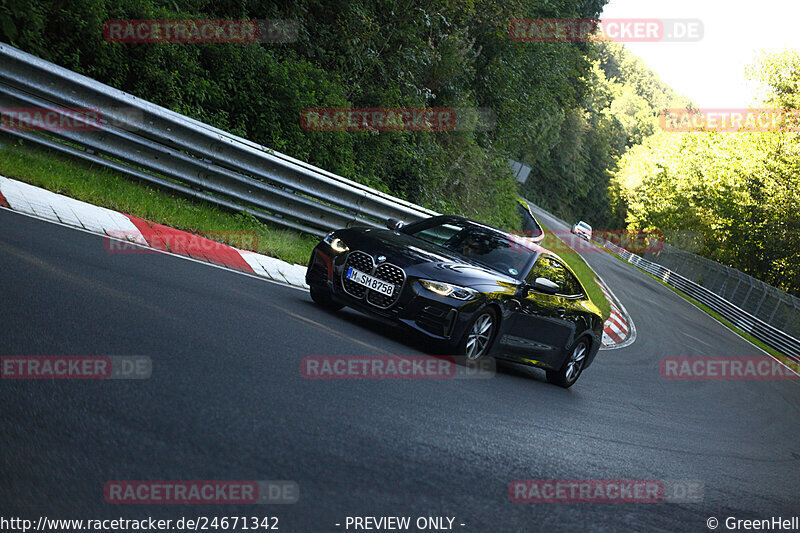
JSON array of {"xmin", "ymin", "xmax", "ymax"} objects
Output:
[
  {"xmin": 386, "ymin": 217, "xmax": 405, "ymax": 231},
  {"xmin": 532, "ymin": 277, "xmax": 560, "ymax": 295}
]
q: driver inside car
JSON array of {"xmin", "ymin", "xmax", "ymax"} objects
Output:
[{"xmin": 460, "ymin": 233, "xmax": 487, "ymax": 256}]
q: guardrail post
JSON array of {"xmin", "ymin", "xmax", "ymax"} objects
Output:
[
  {"xmin": 731, "ymin": 277, "xmax": 743, "ymax": 304},
  {"xmin": 753, "ymin": 289, "xmax": 768, "ymax": 318},
  {"xmin": 781, "ymin": 303, "xmax": 797, "ymax": 332},
  {"xmin": 742, "ymin": 280, "xmax": 755, "ymax": 310},
  {"xmin": 768, "ymin": 291, "xmax": 781, "ymax": 323}
]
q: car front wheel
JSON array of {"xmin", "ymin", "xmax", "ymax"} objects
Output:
[{"xmin": 458, "ymin": 308, "xmax": 498, "ymax": 361}]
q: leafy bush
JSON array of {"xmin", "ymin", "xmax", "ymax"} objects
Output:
[{"xmin": 1, "ymin": 0, "xmax": 624, "ymax": 233}]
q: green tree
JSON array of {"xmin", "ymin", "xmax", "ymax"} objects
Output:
[{"xmin": 612, "ymin": 50, "xmax": 800, "ymax": 296}]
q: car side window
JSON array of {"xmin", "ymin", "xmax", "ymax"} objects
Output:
[
  {"xmin": 517, "ymin": 204, "xmax": 542, "ymax": 238},
  {"xmin": 550, "ymin": 258, "xmax": 584, "ymax": 297},
  {"xmin": 526, "ymin": 256, "xmax": 584, "ymax": 297},
  {"xmin": 526, "ymin": 256, "xmax": 557, "ymax": 285}
]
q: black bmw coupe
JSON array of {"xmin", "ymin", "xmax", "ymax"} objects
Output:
[{"xmin": 306, "ymin": 215, "xmax": 603, "ymax": 387}]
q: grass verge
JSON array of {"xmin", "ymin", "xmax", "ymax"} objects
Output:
[
  {"xmin": 538, "ymin": 221, "xmax": 611, "ymax": 321},
  {"xmin": 600, "ymin": 244, "xmax": 797, "ymax": 371},
  {"xmin": 0, "ymin": 133, "xmax": 318, "ymax": 265}
]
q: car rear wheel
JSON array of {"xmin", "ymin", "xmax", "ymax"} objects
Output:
[
  {"xmin": 546, "ymin": 338, "xmax": 588, "ymax": 388},
  {"xmin": 310, "ymin": 283, "xmax": 343, "ymax": 311},
  {"xmin": 458, "ymin": 308, "xmax": 497, "ymax": 361}
]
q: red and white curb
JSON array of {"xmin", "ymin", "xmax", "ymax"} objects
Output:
[
  {"xmin": 0, "ymin": 176, "xmax": 638, "ymax": 348},
  {"xmin": 596, "ymin": 278, "xmax": 636, "ymax": 349},
  {"xmin": 0, "ymin": 176, "xmax": 309, "ymax": 289}
]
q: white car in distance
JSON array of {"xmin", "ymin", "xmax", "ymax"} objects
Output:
[{"xmin": 571, "ymin": 220, "xmax": 592, "ymax": 241}]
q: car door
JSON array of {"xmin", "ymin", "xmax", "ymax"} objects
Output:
[
  {"xmin": 547, "ymin": 256, "xmax": 586, "ymax": 349},
  {"xmin": 502, "ymin": 255, "xmax": 575, "ymax": 368}
]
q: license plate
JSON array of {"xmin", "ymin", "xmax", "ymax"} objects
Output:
[{"xmin": 346, "ymin": 267, "xmax": 394, "ymax": 296}]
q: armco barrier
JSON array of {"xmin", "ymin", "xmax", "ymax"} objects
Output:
[
  {"xmin": 0, "ymin": 43, "xmax": 437, "ymax": 236},
  {"xmin": 3, "ymin": 42, "xmax": 798, "ymax": 363},
  {"xmin": 644, "ymin": 242, "xmax": 800, "ymax": 340},
  {"xmin": 602, "ymin": 240, "xmax": 800, "ymax": 362}
]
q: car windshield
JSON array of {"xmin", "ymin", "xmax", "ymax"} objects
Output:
[
  {"xmin": 578, "ymin": 222, "xmax": 591, "ymax": 230},
  {"xmin": 405, "ymin": 219, "xmax": 535, "ymax": 278}
]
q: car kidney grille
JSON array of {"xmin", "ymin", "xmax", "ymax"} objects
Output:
[
  {"xmin": 366, "ymin": 263, "xmax": 404, "ymax": 307},
  {"xmin": 374, "ymin": 263, "xmax": 404, "ymax": 285},
  {"xmin": 342, "ymin": 251, "xmax": 372, "ymax": 299},
  {"xmin": 342, "ymin": 251, "xmax": 405, "ymax": 309}
]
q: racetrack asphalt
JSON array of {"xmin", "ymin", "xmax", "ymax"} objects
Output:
[{"xmin": 2, "ymin": 207, "xmax": 799, "ymax": 532}]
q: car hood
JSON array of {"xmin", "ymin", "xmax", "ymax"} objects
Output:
[{"xmin": 335, "ymin": 227, "xmax": 523, "ymax": 286}]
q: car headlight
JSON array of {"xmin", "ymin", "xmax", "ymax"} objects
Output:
[
  {"xmin": 323, "ymin": 233, "xmax": 349, "ymax": 253},
  {"xmin": 419, "ymin": 279, "xmax": 478, "ymax": 301}
]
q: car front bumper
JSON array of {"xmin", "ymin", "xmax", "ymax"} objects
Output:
[{"xmin": 308, "ymin": 246, "xmax": 485, "ymax": 345}]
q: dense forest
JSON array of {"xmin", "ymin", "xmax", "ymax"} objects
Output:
[
  {"xmin": 614, "ymin": 50, "xmax": 800, "ymax": 297},
  {"xmin": 0, "ymin": 0, "xmax": 616, "ymax": 230},
  {"xmin": 521, "ymin": 39, "xmax": 692, "ymax": 227},
  {"xmin": 1, "ymin": 1, "xmax": 797, "ymax": 295},
  {"xmin": 0, "ymin": 0, "xmax": 688, "ymax": 230}
]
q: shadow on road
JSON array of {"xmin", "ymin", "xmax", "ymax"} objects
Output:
[{"xmin": 296, "ymin": 297, "xmax": 571, "ymax": 388}]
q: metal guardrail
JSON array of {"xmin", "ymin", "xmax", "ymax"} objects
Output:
[
  {"xmin": 602, "ymin": 239, "xmax": 800, "ymax": 363},
  {"xmin": 523, "ymin": 197, "xmax": 799, "ymax": 362},
  {"xmin": 0, "ymin": 43, "xmax": 438, "ymax": 237},
  {"xmin": 3, "ymin": 43, "xmax": 798, "ymax": 362},
  {"xmin": 643, "ymin": 242, "xmax": 800, "ymax": 340}
]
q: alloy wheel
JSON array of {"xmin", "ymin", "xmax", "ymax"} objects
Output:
[
  {"xmin": 565, "ymin": 342, "xmax": 587, "ymax": 383},
  {"xmin": 465, "ymin": 313, "xmax": 494, "ymax": 360}
]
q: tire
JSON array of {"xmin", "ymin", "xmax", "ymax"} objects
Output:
[
  {"xmin": 457, "ymin": 308, "xmax": 498, "ymax": 361},
  {"xmin": 546, "ymin": 338, "xmax": 589, "ymax": 388},
  {"xmin": 310, "ymin": 283, "xmax": 343, "ymax": 311}
]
